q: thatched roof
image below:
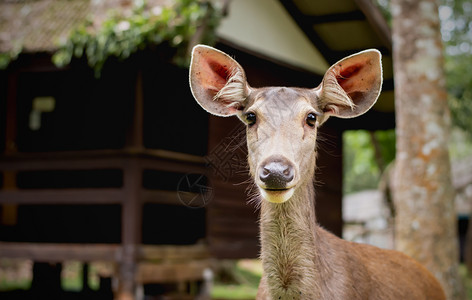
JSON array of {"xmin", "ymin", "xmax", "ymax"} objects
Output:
[
  {"xmin": 0, "ymin": 0, "xmax": 167, "ymax": 53},
  {"xmin": 1, "ymin": 0, "xmax": 89, "ymax": 53}
]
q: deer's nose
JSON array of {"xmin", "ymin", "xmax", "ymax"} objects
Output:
[{"xmin": 259, "ymin": 157, "xmax": 294, "ymax": 189}]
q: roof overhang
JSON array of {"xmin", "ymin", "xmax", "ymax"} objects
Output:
[
  {"xmin": 217, "ymin": 0, "xmax": 330, "ymax": 75},
  {"xmin": 217, "ymin": 0, "xmax": 394, "ymax": 114}
]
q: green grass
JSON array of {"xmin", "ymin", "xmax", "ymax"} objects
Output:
[
  {"xmin": 0, "ymin": 278, "xmax": 30, "ymax": 291},
  {"xmin": 0, "ymin": 275, "xmax": 88, "ymax": 292},
  {"xmin": 212, "ymin": 284, "xmax": 259, "ymax": 299},
  {"xmin": 459, "ymin": 264, "xmax": 472, "ymax": 299},
  {"xmin": 211, "ymin": 260, "xmax": 261, "ymax": 300}
]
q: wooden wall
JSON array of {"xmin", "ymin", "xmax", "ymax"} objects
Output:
[{"xmin": 0, "ymin": 47, "xmax": 346, "ymax": 261}]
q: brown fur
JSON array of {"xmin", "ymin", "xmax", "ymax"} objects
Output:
[
  {"xmin": 256, "ymin": 180, "xmax": 446, "ymax": 300},
  {"xmin": 189, "ymin": 45, "xmax": 446, "ymax": 300}
]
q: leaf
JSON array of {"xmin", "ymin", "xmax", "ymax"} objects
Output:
[{"xmin": 51, "ymin": 0, "xmax": 223, "ymax": 76}]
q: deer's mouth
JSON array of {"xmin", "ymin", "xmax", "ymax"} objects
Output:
[{"xmin": 260, "ymin": 187, "xmax": 295, "ymax": 203}]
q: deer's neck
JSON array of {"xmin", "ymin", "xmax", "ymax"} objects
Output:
[{"xmin": 259, "ymin": 178, "xmax": 320, "ymax": 299}]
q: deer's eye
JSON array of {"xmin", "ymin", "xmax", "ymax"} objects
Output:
[
  {"xmin": 306, "ymin": 113, "xmax": 317, "ymax": 127},
  {"xmin": 245, "ymin": 112, "xmax": 257, "ymax": 126}
]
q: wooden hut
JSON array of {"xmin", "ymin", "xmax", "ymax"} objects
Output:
[{"xmin": 0, "ymin": 0, "xmax": 394, "ymax": 299}]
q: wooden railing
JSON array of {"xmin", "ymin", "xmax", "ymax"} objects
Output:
[
  {"xmin": 0, "ymin": 148, "xmax": 210, "ymax": 298},
  {"xmin": 0, "ymin": 242, "xmax": 211, "ymax": 286},
  {"xmin": 0, "ymin": 148, "xmax": 207, "ymax": 204}
]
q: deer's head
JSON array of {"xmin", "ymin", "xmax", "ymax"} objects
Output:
[{"xmin": 189, "ymin": 45, "xmax": 382, "ymax": 203}]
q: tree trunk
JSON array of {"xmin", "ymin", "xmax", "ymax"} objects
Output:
[{"xmin": 391, "ymin": 0, "xmax": 465, "ymax": 299}]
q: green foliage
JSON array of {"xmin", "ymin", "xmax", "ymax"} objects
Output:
[
  {"xmin": 0, "ymin": 45, "xmax": 22, "ymax": 70},
  {"xmin": 343, "ymin": 130, "xmax": 395, "ymax": 194},
  {"xmin": 372, "ymin": 0, "xmax": 392, "ymax": 26},
  {"xmin": 440, "ymin": 0, "xmax": 472, "ymax": 48},
  {"xmin": 446, "ymin": 53, "xmax": 472, "ymax": 134},
  {"xmin": 374, "ymin": 129, "xmax": 396, "ymax": 164},
  {"xmin": 0, "ymin": 53, "xmax": 13, "ymax": 70},
  {"xmin": 449, "ymin": 127, "xmax": 472, "ymax": 161},
  {"xmin": 440, "ymin": 0, "xmax": 472, "ymax": 136},
  {"xmin": 343, "ymin": 131, "xmax": 378, "ymax": 194},
  {"xmin": 373, "ymin": 0, "xmax": 472, "ymax": 136},
  {"xmin": 52, "ymin": 0, "xmax": 222, "ymax": 76}
]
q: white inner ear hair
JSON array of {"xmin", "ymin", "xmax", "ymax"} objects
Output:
[
  {"xmin": 321, "ymin": 67, "xmax": 356, "ymax": 114},
  {"xmin": 213, "ymin": 67, "xmax": 247, "ymax": 108}
]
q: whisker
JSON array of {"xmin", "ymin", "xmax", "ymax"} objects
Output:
[
  {"xmin": 317, "ymin": 131, "xmax": 342, "ymax": 158},
  {"xmin": 233, "ymin": 177, "xmax": 253, "ymax": 186},
  {"xmin": 246, "ymin": 182, "xmax": 262, "ymax": 212}
]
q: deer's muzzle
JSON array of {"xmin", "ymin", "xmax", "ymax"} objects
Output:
[
  {"xmin": 257, "ymin": 156, "xmax": 296, "ymax": 203},
  {"xmin": 259, "ymin": 157, "xmax": 294, "ymax": 190}
]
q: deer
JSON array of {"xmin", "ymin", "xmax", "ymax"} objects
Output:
[{"xmin": 189, "ymin": 45, "xmax": 446, "ymax": 300}]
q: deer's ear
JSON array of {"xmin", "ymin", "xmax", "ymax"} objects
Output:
[
  {"xmin": 189, "ymin": 45, "xmax": 251, "ymax": 117},
  {"xmin": 316, "ymin": 49, "xmax": 382, "ymax": 119}
]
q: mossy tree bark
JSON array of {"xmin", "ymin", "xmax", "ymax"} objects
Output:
[{"xmin": 391, "ymin": 0, "xmax": 465, "ymax": 299}]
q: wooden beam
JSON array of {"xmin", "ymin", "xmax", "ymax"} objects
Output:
[
  {"xmin": 136, "ymin": 260, "xmax": 211, "ymax": 284},
  {"xmin": 353, "ymin": 0, "xmax": 392, "ymax": 51},
  {"xmin": 141, "ymin": 148, "xmax": 206, "ymax": 166},
  {"xmin": 308, "ymin": 10, "xmax": 366, "ymax": 24},
  {"xmin": 0, "ymin": 189, "xmax": 124, "ymax": 204},
  {"xmin": 0, "ymin": 243, "xmax": 209, "ymax": 262},
  {"xmin": 0, "ymin": 157, "xmax": 125, "ymax": 171},
  {"xmin": 141, "ymin": 190, "xmax": 188, "ymax": 206},
  {"xmin": 139, "ymin": 156, "xmax": 207, "ymax": 175},
  {"xmin": 0, "ymin": 149, "xmax": 206, "ymax": 173},
  {"xmin": 278, "ymin": 0, "xmax": 338, "ymax": 64},
  {"xmin": 7, "ymin": 189, "xmax": 204, "ymax": 207},
  {"xmin": 279, "ymin": 0, "xmax": 392, "ymax": 63},
  {"xmin": 0, "ymin": 242, "xmax": 120, "ymax": 262},
  {"xmin": 139, "ymin": 244, "xmax": 210, "ymax": 261}
]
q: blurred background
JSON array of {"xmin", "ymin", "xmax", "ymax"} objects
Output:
[{"xmin": 0, "ymin": 0, "xmax": 470, "ymax": 299}]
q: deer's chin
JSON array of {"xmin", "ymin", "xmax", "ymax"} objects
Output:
[{"xmin": 260, "ymin": 188, "xmax": 295, "ymax": 204}]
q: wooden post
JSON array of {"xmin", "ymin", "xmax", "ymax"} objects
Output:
[
  {"xmin": 117, "ymin": 66, "xmax": 145, "ymax": 299},
  {"xmin": 125, "ymin": 70, "xmax": 144, "ymax": 151},
  {"xmin": 5, "ymin": 72, "xmax": 18, "ymax": 154},
  {"xmin": 117, "ymin": 159, "xmax": 142, "ymax": 300},
  {"xmin": 31, "ymin": 262, "xmax": 62, "ymax": 299},
  {"xmin": 82, "ymin": 263, "xmax": 91, "ymax": 292},
  {"xmin": 2, "ymin": 72, "xmax": 19, "ymax": 226}
]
